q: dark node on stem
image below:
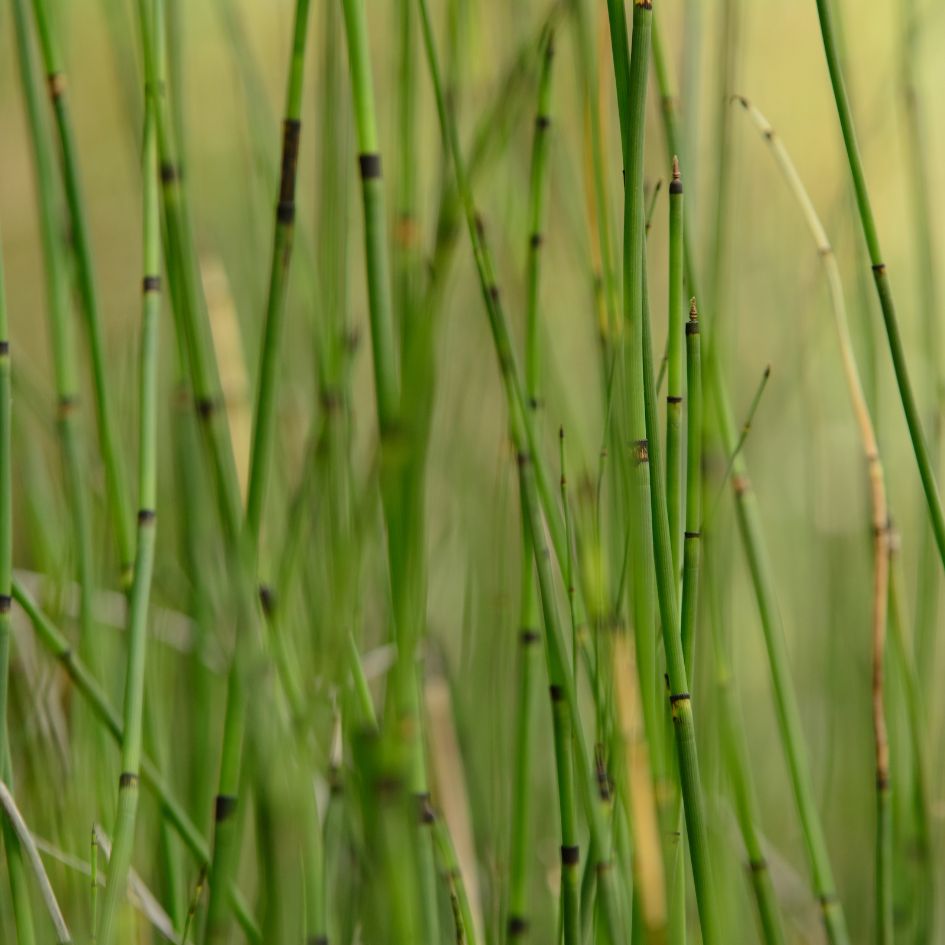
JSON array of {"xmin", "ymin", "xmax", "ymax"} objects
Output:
[
  {"xmin": 195, "ymin": 396, "xmax": 218, "ymax": 420},
  {"xmin": 142, "ymin": 274, "xmax": 161, "ymax": 293},
  {"xmin": 57, "ymin": 395, "xmax": 79, "ymax": 419},
  {"xmin": 0, "ymin": 341, "xmax": 9, "ymax": 356},
  {"xmin": 549, "ymin": 684, "xmax": 565, "ymax": 702},
  {"xmin": 474, "ymin": 213, "xmax": 486, "ymax": 240},
  {"xmin": 516, "ymin": 450, "xmax": 531, "ymax": 469},
  {"xmin": 670, "ymin": 155, "xmax": 682, "ymax": 193},
  {"xmin": 876, "ymin": 770, "xmax": 890, "ymax": 791},
  {"xmin": 119, "ymin": 771, "xmax": 139, "ymax": 789},
  {"xmin": 519, "ymin": 628, "xmax": 540, "ymax": 646},
  {"xmin": 276, "ymin": 200, "xmax": 295, "ymax": 224},
  {"xmin": 561, "ymin": 845, "xmax": 580, "ymax": 867},
  {"xmin": 669, "ymin": 691, "xmax": 691, "ymax": 705},
  {"xmin": 279, "ymin": 118, "xmax": 302, "ymax": 204},
  {"xmin": 595, "ymin": 858, "xmax": 613, "ymax": 875},
  {"xmin": 488, "ymin": 284, "xmax": 500, "ymax": 304},
  {"xmin": 320, "ymin": 386, "xmax": 343, "ymax": 413},
  {"xmin": 308, "ymin": 937, "xmax": 329, "ymax": 945},
  {"xmin": 47, "ymin": 72, "xmax": 67, "ymax": 101},
  {"xmin": 748, "ymin": 857, "xmax": 768, "ymax": 873},
  {"xmin": 358, "ymin": 152, "xmax": 382, "ymax": 180},
  {"xmin": 58, "ymin": 646, "xmax": 74, "ymax": 665},
  {"xmin": 160, "ymin": 162, "xmax": 179, "ymax": 184},
  {"xmin": 529, "ymin": 232, "xmax": 543, "ymax": 249},
  {"xmin": 215, "ymin": 794, "xmax": 238, "ymax": 822},
  {"xmin": 415, "ymin": 792, "xmax": 436, "ymax": 825},
  {"xmin": 137, "ymin": 508, "xmax": 156, "ymax": 525},
  {"xmin": 527, "ymin": 396, "xmax": 542, "ymax": 411},
  {"xmin": 818, "ymin": 893, "xmax": 839, "ymax": 910},
  {"xmin": 0, "ymin": 595, "xmax": 11, "ymax": 614},
  {"xmin": 633, "ymin": 439, "xmax": 649, "ymax": 465},
  {"xmin": 667, "ymin": 395, "xmax": 683, "ymax": 404},
  {"xmin": 536, "ymin": 114, "xmax": 551, "ymax": 131},
  {"xmin": 872, "ymin": 262, "xmax": 886, "ymax": 275},
  {"xmin": 684, "ymin": 530, "xmax": 701, "ymax": 540},
  {"xmin": 375, "ymin": 773, "xmax": 403, "ymax": 800},
  {"xmin": 595, "ymin": 750, "xmax": 611, "ymax": 801},
  {"xmin": 507, "ymin": 915, "xmax": 529, "ymax": 937},
  {"xmin": 258, "ymin": 584, "xmax": 276, "ymax": 617}
]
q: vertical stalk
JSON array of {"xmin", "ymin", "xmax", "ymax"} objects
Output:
[
  {"xmin": 97, "ymin": 60, "xmax": 162, "ymax": 945},
  {"xmin": 0, "ymin": 196, "xmax": 37, "ymax": 945},
  {"xmin": 415, "ymin": 1, "xmax": 625, "ymax": 939},
  {"xmin": 29, "ymin": 0, "xmax": 135, "ymax": 583},
  {"xmin": 737, "ymin": 95, "xmax": 890, "ymax": 945},
  {"xmin": 507, "ymin": 25, "xmax": 555, "ymax": 942},
  {"xmin": 642, "ymin": 260, "xmax": 720, "ymax": 945},
  {"xmin": 245, "ymin": 0, "xmax": 312, "ymax": 545},
  {"xmin": 680, "ymin": 300, "xmax": 701, "ymax": 675},
  {"xmin": 651, "ymin": 36, "xmax": 850, "ymax": 945},
  {"xmin": 666, "ymin": 157, "xmax": 684, "ymax": 584},
  {"xmin": 814, "ymin": 0, "xmax": 945, "ymax": 574}
]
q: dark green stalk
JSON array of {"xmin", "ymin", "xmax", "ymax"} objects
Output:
[
  {"xmin": 605, "ymin": 0, "xmax": 661, "ymax": 780},
  {"xmin": 666, "ymin": 158, "xmax": 684, "ymax": 584},
  {"xmin": 97, "ymin": 63, "xmax": 162, "ymax": 945},
  {"xmin": 245, "ymin": 0, "xmax": 312, "ymax": 545},
  {"xmin": 508, "ymin": 26, "xmax": 555, "ymax": 942},
  {"xmin": 415, "ymin": 2, "xmax": 625, "ymax": 940},
  {"xmin": 10, "ymin": 580, "xmax": 262, "ymax": 944},
  {"xmin": 815, "ymin": 0, "xmax": 945, "ymax": 574},
  {"xmin": 340, "ymin": 0, "xmax": 400, "ymax": 434},
  {"xmin": 29, "ymin": 0, "xmax": 135, "ymax": 584},
  {"xmin": 642, "ymin": 257, "xmax": 720, "ymax": 944},
  {"xmin": 651, "ymin": 36, "xmax": 850, "ymax": 945},
  {"xmin": 680, "ymin": 304, "xmax": 701, "ymax": 675}
]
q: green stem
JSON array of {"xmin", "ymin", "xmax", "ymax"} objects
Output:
[
  {"xmin": 508, "ymin": 25, "xmax": 555, "ymax": 942},
  {"xmin": 29, "ymin": 0, "xmax": 135, "ymax": 584},
  {"xmin": 96, "ymin": 54, "xmax": 162, "ymax": 944},
  {"xmin": 815, "ymin": 0, "xmax": 945, "ymax": 576},
  {"xmin": 651, "ymin": 25, "xmax": 849, "ymax": 945},
  {"xmin": 245, "ymin": 0, "xmax": 312, "ymax": 545}
]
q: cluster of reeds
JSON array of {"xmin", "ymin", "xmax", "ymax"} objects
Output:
[{"xmin": 0, "ymin": 1, "xmax": 941, "ymax": 944}]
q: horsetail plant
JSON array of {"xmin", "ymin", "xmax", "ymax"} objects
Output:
[
  {"xmin": 0, "ymin": 222, "xmax": 37, "ymax": 945},
  {"xmin": 29, "ymin": 0, "xmax": 135, "ymax": 584},
  {"xmin": 508, "ymin": 24, "xmax": 555, "ymax": 942},
  {"xmin": 96, "ymin": 64, "xmax": 162, "ymax": 945},
  {"xmin": 815, "ymin": 0, "xmax": 945, "ymax": 575},
  {"xmin": 245, "ymin": 0, "xmax": 312, "ymax": 547},
  {"xmin": 415, "ymin": 0, "xmax": 626, "ymax": 939},
  {"xmin": 737, "ymin": 94, "xmax": 892, "ymax": 945},
  {"xmin": 666, "ymin": 157, "xmax": 684, "ymax": 583},
  {"xmin": 650, "ymin": 26, "xmax": 850, "ymax": 944}
]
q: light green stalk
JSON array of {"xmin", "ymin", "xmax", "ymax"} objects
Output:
[
  {"xmin": 416, "ymin": 2, "xmax": 625, "ymax": 940},
  {"xmin": 10, "ymin": 579, "xmax": 262, "ymax": 943},
  {"xmin": 814, "ymin": 0, "xmax": 945, "ymax": 575},
  {"xmin": 651, "ymin": 28, "xmax": 850, "ymax": 945},
  {"xmin": 96, "ymin": 59, "xmax": 162, "ymax": 945},
  {"xmin": 0, "ymin": 198, "xmax": 37, "ymax": 945},
  {"xmin": 737, "ymin": 94, "xmax": 892, "ymax": 945},
  {"xmin": 29, "ymin": 0, "xmax": 135, "ymax": 583},
  {"xmin": 508, "ymin": 26, "xmax": 555, "ymax": 942},
  {"xmin": 666, "ymin": 157, "xmax": 684, "ymax": 584},
  {"xmin": 245, "ymin": 0, "xmax": 312, "ymax": 545}
]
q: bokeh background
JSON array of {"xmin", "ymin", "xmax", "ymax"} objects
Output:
[{"xmin": 1, "ymin": 0, "xmax": 943, "ymax": 941}]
